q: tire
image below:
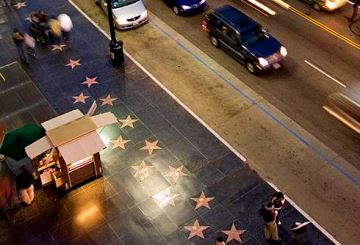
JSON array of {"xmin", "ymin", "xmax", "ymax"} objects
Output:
[
  {"xmin": 246, "ymin": 61, "xmax": 257, "ymax": 74},
  {"xmin": 210, "ymin": 35, "xmax": 219, "ymax": 47},
  {"xmin": 173, "ymin": 6, "xmax": 180, "ymax": 15},
  {"xmin": 312, "ymin": 2, "xmax": 321, "ymax": 11}
]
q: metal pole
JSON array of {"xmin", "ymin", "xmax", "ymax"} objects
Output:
[
  {"xmin": 106, "ymin": 0, "xmax": 116, "ymax": 41},
  {"xmin": 105, "ymin": 0, "xmax": 124, "ymax": 65}
]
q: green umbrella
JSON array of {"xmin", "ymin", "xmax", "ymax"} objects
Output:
[{"xmin": 0, "ymin": 123, "xmax": 45, "ymax": 161}]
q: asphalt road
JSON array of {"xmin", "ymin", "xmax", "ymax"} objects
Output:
[{"xmin": 144, "ymin": 0, "xmax": 360, "ymax": 169}]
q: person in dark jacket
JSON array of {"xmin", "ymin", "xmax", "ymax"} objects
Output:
[
  {"xmin": 260, "ymin": 202, "xmax": 281, "ymax": 242},
  {"xmin": 12, "ymin": 28, "xmax": 28, "ymax": 63},
  {"xmin": 16, "ymin": 166, "xmax": 34, "ymax": 205},
  {"xmin": 272, "ymin": 192, "xmax": 285, "ymax": 225}
]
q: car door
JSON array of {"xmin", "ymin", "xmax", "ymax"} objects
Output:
[{"xmin": 219, "ymin": 28, "xmax": 246, "ymax": 61}]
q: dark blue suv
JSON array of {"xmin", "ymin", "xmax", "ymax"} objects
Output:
[
  {"xmin": 164, "ymin": 0, "xmax": 206, "ymax": 15},
  {"xmin": 202, "ymin": 5, "xmax": 287, "ymax": 74}
]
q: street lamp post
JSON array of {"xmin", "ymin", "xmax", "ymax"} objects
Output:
[{"xmin": 106, "ymin": 0, "xmax": 124, "ymax": 66}]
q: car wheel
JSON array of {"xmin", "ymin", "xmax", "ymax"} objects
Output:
[
  {"xmin": 312, "ymin": 2, "xmax": 321, "ymax": 10},
  {"xmin": 210, "ymin": 35, "xmax": 219, "ymax": 47},
  {"xmin": 246, "ymin": 61, "xmax": 257, "ymax": 74},
  {"xmin": 173, "ymin": 6, "xmax": 180, "ymax": 15}
]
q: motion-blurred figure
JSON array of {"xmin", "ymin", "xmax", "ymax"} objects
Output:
[
  {"xmin": 16, "ymin": 166, "xmax": 34, "ymax": 205},
  {"xmin": 0, "ymin": 155, "xmax": 15, "ymax": 224},
  {"xmin": 12, "ymin": 28, "xmax": 28, "ymax": 64},
  {"xmin": 58, "ymin": 13, "xmax": 73, "ymax": 46}
]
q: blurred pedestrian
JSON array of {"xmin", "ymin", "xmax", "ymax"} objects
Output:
[
  {"xmin": 29, "ymin": 10, "xmax": 48, "ymax": 44},
  {"xmin": 58, "ymin": 13, "xmax": 73, "ymax": 45},
  {"xmin": 48, "ymin": 16, "xmax": 61, "ymax": 45},
  {"xmin": 12, "ymin": 28, "xmax": 28, "ymax": 64},
  {"xmin": 0, "ymin": 155, "xmax": 15, "ymax": 224},
  {"xmin": 24, "ymin": 33, "xmax": 36, "ymax": 57},
  {"xmin": 272, "ymin": 192, "xmax": 285, "ymax": 225},
  {"xmin": 16, "ymin": 166, "xmax": 34, "ymax": 205},
  {"xmin": 350, "ymin": 0, "xmax": 360, "ymax": 22},
  {"xmin": 215, "ymin": 236, "xmax": 226, "ymax": 245},
  {"xmin": 259, "ymin": 202, "xmax": 281, "ymax": 243}
]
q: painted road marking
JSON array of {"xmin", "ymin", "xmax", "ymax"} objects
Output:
[
  {"xmin": 68, "ymin": 1, "xmax": 343, "ymax": 243},
  {"xmin": 0, "ymin": 61, "xmax": 17, "ymax": 69},
  {"xmin": 243, "ymin": 0, "xmax": 276, "ymax": 16},
  {"xmin": 241, "ymin": 0, "xmax": 269, "ymax": 16},
  {"xmin": 304, "ymin": 60, "xmax": 347, "ymax": 88},
  {"xmin": 0, "ymin": 61, "xmax": 18, "ymax": 82}
]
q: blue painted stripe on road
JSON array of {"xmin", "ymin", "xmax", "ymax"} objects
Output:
[{"xmin": 151, "ymin": 21, "xmax": 360, "ymax": 188}]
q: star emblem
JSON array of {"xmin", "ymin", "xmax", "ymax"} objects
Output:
[
  {"xmin": 51, "ymin": 44, "xmax": 66, "ymax": 52},
  {"xmin": 184, "ymin": 219, "xmax": 209, "ymax": 239},
  {"xmin": 153, "ymin": 188, "xmax": 180, "ymax": 207},
  {"xmin": 140, "ymin": 140, "xmax": 161, "ymax": 155},
  {"xmin": 191, "ymin": 192, "xmax": 214, "ymax": 209},
  {"xmin": 14, "ymin": 2, "xmax": 27, "ymax": 9},
  {"xmin": 110, "ymin": 135, "xmax": 130, "ymax": 150},
  {"xmin": 100, "ymin": 94, "xmax": 117, "ymax": 106},
  {"xmin": 131, "ymin": 160, "xmax": 154, "ymax": 177},
  {"xmin": 72, "ymin": 92, "xmax": 89, "ymax": 104},
  {"xmin": 118, "ymin": 115, "xmax": 138, "ymax": 128},
  {"xmin": 66, "ymin": 59, "xmax": 81, "ymax": 69},
  {"xmin": 82, "ymin": 76, "xmax": 99, "ymax": 88},
  {"xmin": 221, "ymin": 223, "xmax": 246, "ymax": 243},
  {"xmin": 165, "ymin": 165, "xmax": 188, "ymax": 183}
]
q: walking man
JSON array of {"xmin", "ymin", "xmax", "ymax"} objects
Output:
[
  {"xmin": 260, "ymin": 202, "xmax": 281, "ymax": 243},
  {"xmin": 12, "ymin": 28, "xmax": 28, "ymax": 64},
  {"xmin": 272, "ymin": 192, "xmax": 286, "ymax": 225}
]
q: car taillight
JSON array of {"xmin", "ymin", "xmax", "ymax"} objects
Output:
[{"xmin": 201, "ymin": 19, "xmax": 208, "ymax": 31}]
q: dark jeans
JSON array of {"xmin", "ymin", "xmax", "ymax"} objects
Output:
[{"xmin": 15, "ymin": 45, "xmax": 28, "ymax": 63}]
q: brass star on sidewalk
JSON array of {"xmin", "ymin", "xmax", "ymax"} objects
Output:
[
  {"xmin": 153, "ymin": 188, "xmax": 180, "ymax": 207},
  {"xmin": 140, "ymin": 140, "xmax": 161, "ymax": 155},
  {"xmin": 191, "ymin": 192, "xmax": 214, "ymax": 209},
  {"xmin": 184, "ymin": 219, "xmax": 209, "ymax": 239},
  {"xmin": 82, "ymin": 76, "xmax": 99, "ymax": 88},
  {"xmin": 51, "ymin": 44, "xmax": 66, "ymax": 52},
  {"xmin": 165, "ymin": 165, "xmax": 188, "ymax": 183},
  {"xmin": 100, "ymin": 94, "xmax": 117, "ymax": 106},
  {"xmin": 73, "ymin": 92, "xmax": 89, "ymax": 104},
  {"xmin": 221, "ymin": 223, "xmax": 246, "ymax": 243},
  {"xmin": 118, "ymin": 115, "xmax": 138, "ymax": 128},
  {"xmin": 14, "ymin": 2, "xmax": 27, "ymax": 9},
  {"xmin": 66, "ymin": 59, "xmax": 81, "ymax": 69},
  {"xmin": 132, "ymin": 160, "xmax": 153, "ymax": 177},
  {"xmin": 110, "ymin": 135, "xmax": 130, "ymax": 150}
]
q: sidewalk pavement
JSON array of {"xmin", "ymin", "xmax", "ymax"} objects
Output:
[
  {"xmin": 1, "ymin": 0, "xmax": 335, "ymax": 244},
  {"xmin": 72, "ymin": 0, "xmax": 359, "ymax": 244}
]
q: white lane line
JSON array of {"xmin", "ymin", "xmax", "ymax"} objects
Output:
[
  {"xmin": 304, "ymin": 60, "xmax": 347, "ymax": 88},
  {"xmin": 248, "ymin": 0, "xmax": 276, "ymax": 15},
  {"xmin": 68, "ymin": 1, "xmax": 341, "ymax": 244}
]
